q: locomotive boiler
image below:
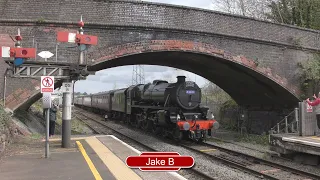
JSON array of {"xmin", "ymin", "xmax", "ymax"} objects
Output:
[{"xmin": 133, "ymin": 76, "xmax": 201, "ymax": 110}]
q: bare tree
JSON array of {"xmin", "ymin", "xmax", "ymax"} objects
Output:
[
  {"xmin": 201, "ymin": 80, "xmax": 237, "ymax": 119},
  {"xmin": 160, "ymin": 68, "xmax": 195, "ymax": 83},
  {"xmin": 211, "ymin": 0, "xmax": 272, "ymax": 20}
]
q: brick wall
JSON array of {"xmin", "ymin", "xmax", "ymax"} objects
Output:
[
  {"xmin": 0, "ymin": 61, "xmax": 40, "ymax": 111},
  {"xmin": 0, "ymin": 0, "xmax": 319, "ymax": 50}
]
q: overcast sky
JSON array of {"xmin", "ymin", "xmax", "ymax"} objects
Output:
[{"xmin": 74, "ymin": 0, "xmax": 215, "ymax": 94}]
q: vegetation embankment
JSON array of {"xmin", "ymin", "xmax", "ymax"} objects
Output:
[
  {"xmin": 29, "ymin": 99, "xmax": 94, "ymax": 135},
  {"xmin": 0, "ymin": 103, "xmax": 19, "ymax": 156},
  {"xmin": 201, "ymin": 81, "xmax": 239, "ymax": 130}
]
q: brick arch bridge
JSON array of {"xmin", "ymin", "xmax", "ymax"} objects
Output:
[
  {"xmin": 89, "ymin": 40, "xmax": 300, "ymax": 110},
  {"xmin": 0, "ymin": 0, "xmax": 319, "ymax": 132}
]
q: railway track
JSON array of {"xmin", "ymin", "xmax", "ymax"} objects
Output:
[
  {"xmin": 200, "ymin": 141, "xmax": 320, "ymax": 179},
  {"xmin": 74, "ymin": 110, "xmax": 215, "ymax": 180},
  {"xmin": 206, "ymin": 137, "xmax": 292, "ymax": 161},
  {"xmin": 180, "ymin": 142, "xmax": 320, "ymax": 180},
  {"xmin": 75, "ymin": 109, "xmax": 320, "ymax": 180}
]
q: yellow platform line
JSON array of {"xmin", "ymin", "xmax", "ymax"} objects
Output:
[
  {"xmin": 85, "ymin": 136, "xmax": 142, "ymax": 180},
  {"xmin": 42, "ymin": 137, "xmax": 87, "ymax": 142},
  {"xmin": 200, "ymin": 149, "xmax": 217, "ymax": 152},
  {"xmin": 76, "ymin": 141, "xmax": 103, "ymax": 180},
  {"xmin": 310, "ymin": 136, "xmax": 320, "ymax": 140}
]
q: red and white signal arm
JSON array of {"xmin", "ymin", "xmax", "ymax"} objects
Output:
[
  {"xmin": 306, "ymin": 103, "xmax": 313, "ymax": 113},
  {"xmin": 1, "ymin": 46, "xmax": 36, "ymax": 58},
  {"xmin": 41, "ymin": 76, "xmax": 55, "ymax": 93},
  {"xmin": 57, "ymin": 32, "xmax": 98, "ymax": 45}
]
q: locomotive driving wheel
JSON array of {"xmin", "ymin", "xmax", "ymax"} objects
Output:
[
  {"xmin": 173, "ymin": 128, "xmax": 183, "ymax": 142},
  {"xmin": 141, "ymin": 113, "xmax": 152, "ymax": 131},
  {"xmin": 133, "ymin": 114, "xmax": 141, "ymax": 128},
  {"xmin": 125, "ymin": 115, "xmax": 131, "ymax": 125},
  {"xmin": 151, "ymin": 122, "xmax": 162, "ymax": 135}
]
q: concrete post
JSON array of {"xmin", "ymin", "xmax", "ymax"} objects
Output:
[
  {"xmin": 298, "ymin": 102, "xmax": 303, "ymax": 136},
  {"xmin": 277, "ymin": 123, "xmax": 280, "ymax": 133},
  {"xmin": 3, "ymin": 72, "xmax": 7, "ymax": 106},
  {"xmin": 294, "ymin": 107, "xmax": 299, "ymax": 133},
  {"xmin": 45, "ymin": 108, "xmax": 50, "ymax": 158},
  {"xmin": 61, "ymin": 79, "xmax": 72, "ymax": 148},
  {"xmin": 285, "ymin": 116, "xmax": 288, "ymax": 133}
]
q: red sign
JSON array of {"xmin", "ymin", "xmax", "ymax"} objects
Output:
[
  {"xmin": 75, "ymin": 34, "xmax": 98, "ymax": 45},
  {"xmin": 57, "ymin": 31, "xmax": 98, "ymax": 45},
  {"xmin": 307, "ymin": 103, "xmax": 313, "ymax": 113},
  {"xmin": 41, "ymin": 76, "xmax": 54, "ymax": 93},
  {"xmin": 126, "ymin": 152, "xmax": 194, "ymax": 171},
  {"xmin": 10, "ymin": 48, "xmax": 36, "ymax": 58}
]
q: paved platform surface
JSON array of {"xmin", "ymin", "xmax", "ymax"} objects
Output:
[
  {"xmin": 96, "ymin": 135, "xmax": 186, "ymax": 180},
  {"xmin": 0, "ymin": 135, "xmax": 188, "ymax": 180},
  {"xmin": 0, "ymin": 138, "xmax": 116, "ymax": 180},
  {"xmin": 282, "ymin": 135, "xmax": 320, "ymax": 147}
]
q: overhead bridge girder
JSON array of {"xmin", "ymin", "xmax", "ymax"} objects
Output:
[
  {"xmin": 4, "ymin": 60, "xmax": 95, "ymax": 80},
  {"xmin": 10, "ymin": 64, "xmax": 71, "ymax": 79}
]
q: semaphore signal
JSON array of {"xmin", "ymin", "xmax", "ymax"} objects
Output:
[{"xmin": 1, "ymin": 29, "xmax": 36, "ymax": 66}]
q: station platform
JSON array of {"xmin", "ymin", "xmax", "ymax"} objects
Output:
[
  {"xmin": 269, "ymin": 134, "xmax": 320, "ymax": 165},
  {"xmin": 269, "ymin": 134, "xmax": 320, "ymax": 156},
  {"xmin": 0, "ymin": 135, "xmax": 187, "ymax": 180}
]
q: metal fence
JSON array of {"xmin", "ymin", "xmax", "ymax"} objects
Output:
[{"xmin": 269, "ymin": 108, "xmax": 299, "ymax": 135}]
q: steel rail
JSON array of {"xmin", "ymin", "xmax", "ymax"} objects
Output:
[
  {"xmin": 199, "ymin": 141, "xmax": 320, "ymax": 180},
  {"xmin": 180, "ymin": 144, "xmax": 279, "ymax": 180}
]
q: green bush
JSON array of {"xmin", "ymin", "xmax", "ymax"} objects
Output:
[
  {"xmin": 297, "ymin": 54, "xmax": 320, "ymax": 99},
  {"xmin": 236, "ymin": 133, "xmax": 269, "ymax": 146},
  {"xmin": 0, "ymin": 105, "xmax": 12, "ymax": 134}
]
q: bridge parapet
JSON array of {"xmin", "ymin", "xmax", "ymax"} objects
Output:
[{"xmin": 0, "ymin": 0, "xmax": 319, "ymax": 50}]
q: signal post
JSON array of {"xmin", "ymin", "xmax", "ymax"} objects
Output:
[
  {"xmin": 1, "ymin": 29, "xmax": 37, "ymax": 107},
  {"xmin": 57, "ymin": 16, "xmax": 98, "ymax": 148},
  {"xmin": 3, "ymin": 17, "xmax": 98, "ymax": 149}
]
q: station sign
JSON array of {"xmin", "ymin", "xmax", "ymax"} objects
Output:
[
  {"xmin": 126, "ymin": 152, "xmax": 194, "ymax": 171},
  {"xmin": 41, "ymin": 76, "xmax": 54, "ymax": 93}
]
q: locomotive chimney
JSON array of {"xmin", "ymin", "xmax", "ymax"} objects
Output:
[{"xmin": 177, "ymin": 76, "xmax": 186, "ymax": 83}]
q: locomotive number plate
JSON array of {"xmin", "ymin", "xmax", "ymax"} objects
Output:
[
  {"xmin": 186, "ymin": 90, "xmax": 195, "ymax": 94},
  {"xmin": 185, "ymin": 81, "xmax": 194, "ymax": 87}
]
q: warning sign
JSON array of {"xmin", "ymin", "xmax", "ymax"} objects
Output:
[
  {"xmin": 306, "ymin": 103, "xmax": 313, "ymax": 113},
  {"xmin": 41, "ymin": 76, "xmax": 54, "ymax": 93}
]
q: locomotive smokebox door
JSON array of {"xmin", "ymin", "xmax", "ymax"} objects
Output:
[{"xmin": 175, "ymin": 78, "xmax": 201, "ymax": 110}]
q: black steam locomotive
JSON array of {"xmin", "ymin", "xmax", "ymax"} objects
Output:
[{"xmin": 74, "ymin": 76, "xmax": 219, "ymax": 142}]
